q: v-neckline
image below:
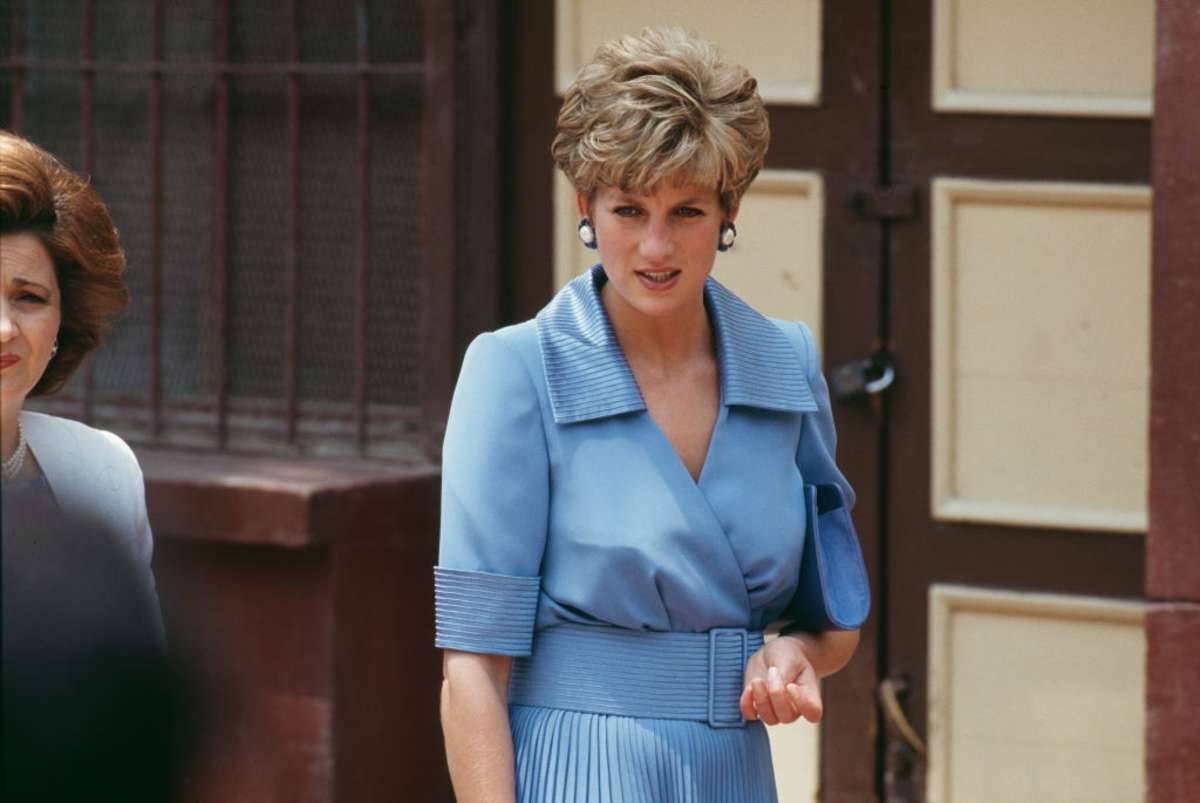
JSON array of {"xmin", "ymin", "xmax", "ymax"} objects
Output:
[
  {"xmin": 641, "ymin": 394, "xmax": 727, "ymax": 489},
  {"xmin": 598, "ymin": 279, "xmax": 726, "ymax": 487}
]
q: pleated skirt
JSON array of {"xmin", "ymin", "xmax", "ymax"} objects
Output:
[{"xmin": 510, "ymin": 705, "xmax": 779, "ymax": 803}]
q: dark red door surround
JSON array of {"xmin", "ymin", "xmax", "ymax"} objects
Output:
[{"xmin": 1146, "ymin": 3, "xmax": 1200, "ymax": 801}]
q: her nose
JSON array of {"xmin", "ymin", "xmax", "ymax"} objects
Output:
[
  {"xmin": 638, "ymin": 216, "xmax": 674, "ymax": 263},
  {"xmin": 0, "ymin": 298, "xmax": 15, "ymax": 343}
]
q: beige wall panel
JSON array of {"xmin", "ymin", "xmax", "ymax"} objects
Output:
[
  {"xmin": 932, "ymin": 179, "xmax": 1150, "ymax": 532},
  {"xmin": 555, "ymin": 171, "xmax": 825, "ymax": 354},
  {"xmin": 554, "ymin": 171, "xmax": 593, "ymax": 290},
  {"xmin": 711, "ymin": 171, "xmax": 825, "ymax": 351},
  {"xmin": 932, "ymin": 0, "xmax": 1154, "ymax": 117},
  {"xmin": 767, "ymin": 704, "xmax": 820, "ymax": 802},
  {"xmin": 928, "ymin": 586, "xmax": 1145, "ymax": 803},
  {"xmin": 556, "ymin": 0, "xmax": 821, "ymax": 105}
]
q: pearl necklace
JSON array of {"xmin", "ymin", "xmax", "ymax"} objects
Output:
[{"xmin": 2, "ymin": 422, "xmax": 28, "ymax": 481}]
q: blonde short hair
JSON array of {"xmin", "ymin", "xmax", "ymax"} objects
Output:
[{"xmin": 552, "ymin": 27, "xmax": 770, "ymax": 212}]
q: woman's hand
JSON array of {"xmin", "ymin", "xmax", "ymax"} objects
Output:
[
  {"xmin": 739, "ymin": 629, "xmax": 860, "ymax": 725},
  {"xmin": 739, "ymin": 635, "xmax": 822, "ymax": 725}
]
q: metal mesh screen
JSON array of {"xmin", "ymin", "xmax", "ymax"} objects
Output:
[
  {"xmin": 159, "ymin": 76, "xmax": 218, "ymax": 403},
  {"xmin": 90, "ymin": 74, "xmax": 153, "ymax": 402},
  {"xmin": 6, "ymin": 0, "xmax": 429, "ymax": 459}
]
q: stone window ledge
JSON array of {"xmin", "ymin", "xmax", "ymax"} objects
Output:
[{"xmin": 137, "ymin": 448, "xmax": 440, "ymax": 548}]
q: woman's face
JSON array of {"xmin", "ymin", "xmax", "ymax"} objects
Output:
[
  {"xmin": 1, "ymin": 232, "xmax": 62, "ymax": 411},
  {"xmin": 581, "ymin": 181, "xmax": 735, "ymax": 320}
]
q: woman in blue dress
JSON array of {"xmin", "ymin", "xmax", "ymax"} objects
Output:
[{"xmin": 435, "ymin": 27, "xmax": 863, "ymax": 802}]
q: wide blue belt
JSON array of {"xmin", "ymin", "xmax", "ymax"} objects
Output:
[{"xmin": 508, "ymin": 623, "xmax": 763, "ymax": 729}]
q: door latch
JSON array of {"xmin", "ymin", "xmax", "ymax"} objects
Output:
[
  {"xmin": 879, "ymin": 675, "xmax": 925, "ymax": 803},
  {"xmin": 830, "ymin": 352, "xmax": 895, "ymax": 402}
]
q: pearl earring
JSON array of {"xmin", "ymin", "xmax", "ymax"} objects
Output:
[
  {"xmin": 717, "ymin": 222, "xmax": 737, "ymax": 252},
  {"xmin": 578, "ymin": 218, "xmax": 598, "ymax": 250}
]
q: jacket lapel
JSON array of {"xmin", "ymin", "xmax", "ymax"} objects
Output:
[
  {"xmin": 536, "ymin": 265, "xmax": 818, "ymax": 424},
  {"xmin": 536, "ymin": 267, "xmax": 646, "ymax": 424},
  {"xmin": 21, "ymin": 410, "xmax": 93, "ymax": 518},
  {"xmin": 706, "ymin": 279, "xmax": 819, "ymax": 413}
]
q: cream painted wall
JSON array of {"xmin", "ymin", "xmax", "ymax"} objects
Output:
[
  {"xmin": 711, "ymin": 172, "xmax": 825, "ymax": 351},
  {"xmin": 931, "ymin": 178, "xmax": 1151, "ymax": 533},
  {"xmin": 556, "ymin": 0, "xmax": 821, "ymax": 105},
  {"xmin": 933, "ymin": 0, "xmax": 1154, "ymax": 116},
  {"xmin": 928, "ymin": 586, "xmax": 1145, "ymax": 803}
]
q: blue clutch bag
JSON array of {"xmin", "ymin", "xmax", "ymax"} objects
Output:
[{"xmin": 784, "ymin": 483, "xmax": 871, "ymax": 632}]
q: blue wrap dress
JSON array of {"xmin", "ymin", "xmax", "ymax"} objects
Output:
[{"xmin": 434, "ymin": 265, "xmax": 856, "ymax": 802}]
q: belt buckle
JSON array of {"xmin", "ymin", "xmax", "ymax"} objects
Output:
[{"xmin": 707, "ymin": 627, "xmax": 748, "ymax": 728}]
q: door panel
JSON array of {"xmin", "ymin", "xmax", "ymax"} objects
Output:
[
  {"xmin": 930, "ymin": 179, "xmax": 1151, "ymax": 533},
  {"xmin": 516, "ymin": 2, "xmax": 1151, "ymax": 801},
  {"xmin": 926, "ymin": 587, "xmax": 1146, "ymax": 803},
  {"xmin": 885, "ymin": 1, "xmax": 1151, "ymax": 800},
  {"xmin": 930, "ymin": 0, "xmax": 1154, "ymax": 117},
  {"xmin": 554, "ymin": 0, "xmax": 823, "ymax": 106}
]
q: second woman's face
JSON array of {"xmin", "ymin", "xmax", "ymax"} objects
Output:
[
  {"xmin": 582, "ymin": 182, "xmax": 733, "ymax": 320},
  {"xmin": 0, "ymin": 232, "xmax": 62, "ymax": 411}
]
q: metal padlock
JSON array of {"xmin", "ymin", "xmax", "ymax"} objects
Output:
[{"xmin": 830, "ymin": 353, "xmax": 895, "ymax": 402}]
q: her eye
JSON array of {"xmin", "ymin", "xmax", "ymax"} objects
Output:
[
  {"xmin": 676, "ymin": 206, "xmax": 704, "ymax": 218},
  {"xmin": 613, "ymin": 206, "xmax": 641, "ymax": 218},
  {"xmin": 17, "ymin": 292, "xmax": 47, "ymax": 304}
]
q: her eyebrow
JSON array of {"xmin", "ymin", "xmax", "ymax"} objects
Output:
[
  {"xmin": 609, "ymin": 195, "xmax": 709, "ymax": 205},
  {"xmin": 12, "ymin": 278, "xmax": 52, "ymax": 294}
]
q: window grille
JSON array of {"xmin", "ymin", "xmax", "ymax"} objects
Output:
[{"xmin": 3, "ymin": 0, "xmax": 455, "ymax": 460}]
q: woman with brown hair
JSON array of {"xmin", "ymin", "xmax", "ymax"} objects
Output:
[
  {"xmin": 1, "ymin": 129, "xmax": 160, "ymax": 636},
  {"xmin": 435, "ymin": 28, "xmax": 865, "ymax": 802}
]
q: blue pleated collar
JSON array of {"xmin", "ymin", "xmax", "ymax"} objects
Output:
[{"xmin": 536, "ymin": 265, "xmax": 817, "ymax": 424}]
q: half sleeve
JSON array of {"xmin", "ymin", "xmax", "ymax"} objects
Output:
[
  {"xmin": 434, "ymin": 332, "xmax": 550, "ymax": 656},
  {"xmin": 793, "ymin": 320, "xmax": 856, "ymax": 510}
]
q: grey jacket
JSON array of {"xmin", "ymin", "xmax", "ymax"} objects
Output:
[{"xmin": 20, "ymin": 410, "xmax": 163, "ymax": 642}]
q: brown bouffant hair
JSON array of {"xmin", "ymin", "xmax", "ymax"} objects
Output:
[
  {"xmin": 552, "ymin": 27, "xmax": 770, "ymax": 213},
  {"xmin": 0, "ymin": 130, "xmax": 128, "ymax": 396}
]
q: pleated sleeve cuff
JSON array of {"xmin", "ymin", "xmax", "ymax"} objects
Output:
[{"xmin": 434, "ymin": 566, "xmax": 541, "ymax": 656}]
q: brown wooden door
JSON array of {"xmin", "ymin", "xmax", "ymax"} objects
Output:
[
  {"xmin": 507, "ymin": 3, "xmax": 1151, "ymax": 801},
  {"xmin": 874, "ymin": 3, "xmax": 1151, "ymax": 801}
]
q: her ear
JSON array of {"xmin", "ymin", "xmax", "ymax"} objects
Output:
[{"xmin": 575, "ymin": 192, "xmax": 591, "ymax": 220}]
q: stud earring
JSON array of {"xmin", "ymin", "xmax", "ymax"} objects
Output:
[
  {"xmin": 50, "ymin": 339, "xmax": 58, "ymax": 358},
  {"xmin": 717, "ymin": 221, "xmax": 737, "ymax": 252},
  {"xmin": 578, "ymin": 217, "xmax": 598, "ymax": 250}
]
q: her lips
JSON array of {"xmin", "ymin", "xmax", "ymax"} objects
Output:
[
  {"xmin": 0, "ymin": 354, "xmax": 20, "ymax": 370},
  {"xmin": 636, "ymin": 270, "xmax": 679, "ymax": 282}
]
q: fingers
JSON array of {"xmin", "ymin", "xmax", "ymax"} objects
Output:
[
  {"xmin": 751, "ymin": 677, "xmax": 780, "ymax": 725},
  {"xmin": 785, "ymin": 663, "xmax": 823, "ymax": 723},
  {"xmin": 742, "ymin": 665, "xmax": 822, "ymax": 725},
  {"xmin": 766, "ymin": 666, "xmax": 801, "ymax": 724},
  {"xmin": 741, "ymin": 644, "xmax": 820, "ymax": 725},
  {"xmin": 741, "ymin": 649, "xmax": 767, "ymax": 721},
  {"xmin": 740, "ymin": 683, "xmax": 757, "ymax": 721}
]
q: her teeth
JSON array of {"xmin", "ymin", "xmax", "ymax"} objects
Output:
[{"xmin": 643, "ymin": 271, "xmax": 674, "ymax": 281}]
